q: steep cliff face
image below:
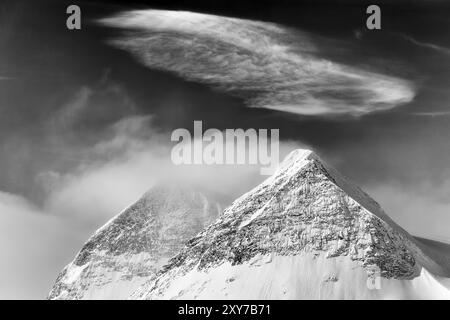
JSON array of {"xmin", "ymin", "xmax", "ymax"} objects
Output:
[
  {"xmin": 132, "ymin": 150, "xmax": 450, "ymax": 299},
  {"xmin": 48, "ymin": 184, "xmax": 221, "ymax": 300}
]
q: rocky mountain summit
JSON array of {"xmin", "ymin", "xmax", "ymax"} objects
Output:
[
  {"xmin": 48, "ymin": 184, "xmax": 221, "ymax": 299},
  {"xmin": 49, "ymin": 149, "xmax": 450, "ymax": 299},
  {"xmin": 131, "ymin": 150, "xmax": 450, "ymax": 299}
]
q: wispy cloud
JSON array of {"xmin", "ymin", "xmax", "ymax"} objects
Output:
[
  {"xmin": 395, "ymin": 33, "xmax": 450, "ymax": 56},
  {"xmin": 410, "ymin": 111, "xmax": 450, "ymax": 117},
  {"xmin": 99, "ymin": 10, "xmax": 415, "ymax": 116}
]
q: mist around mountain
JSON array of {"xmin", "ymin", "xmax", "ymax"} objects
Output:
[{"xmin": 50, "ymin": 150, "xmax": 450, "ymax": 300}]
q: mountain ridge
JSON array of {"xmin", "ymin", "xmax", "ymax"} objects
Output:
[
  {"xmin": 49, "ymin": 149, "xmax": 450, "ymax": 299},
  {"xmin": 131, "ymin": 149, "xmax": 450, "ymax": 299}
]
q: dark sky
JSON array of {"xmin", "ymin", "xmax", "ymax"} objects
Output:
[
  {"xmin": 1, "ymin": 0, "xmax": 450, "ymax": 228},
  {"xmin": 1, "ymin": 0, "xmax": 450, "ymax": 298}
]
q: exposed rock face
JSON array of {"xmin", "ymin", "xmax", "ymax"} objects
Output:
[
  {"xmin": 132, "ymin": 150, "xmax": 450, "ymax": 299},
  {"xmin": 48, "ymin": 149, "xmax": 450, "ymax": 300},
  {"xmin": 48, "ymin": 184, "xmax": 221, "ymax": 300}
]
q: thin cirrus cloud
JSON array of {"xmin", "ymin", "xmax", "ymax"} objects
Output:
[
  {"xmin": 395, "ymin": 32, "xmax": 450, "ymax": 56},
  {"xmin": 99, "ymin": 9, "xmax": 416, "ymax": 116},
  {"xmin": 411, "ymin": 111, "xmax": 450, "ymax": 117}
]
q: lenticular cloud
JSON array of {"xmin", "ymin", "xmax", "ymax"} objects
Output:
[{"xmin": 99, "ymin": 10, "xmax": 415, "ymax": 116}]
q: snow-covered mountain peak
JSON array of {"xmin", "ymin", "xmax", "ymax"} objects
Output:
[
  {"xmin": 48, "ymin": 150, "xmax": 450, "ymax": 300},
  {"xmin": 255, "ymin": 149, "xmax": 391, "ymax": 224},
  {"xmin": 131, "ymin": 150, "xmax": 450, "ymax": 299},
  {"xmin": 275, "ymin": 148, "xmax": 314, "ymax": 173},
  {"xmin": 48, "ymin": 183, "xmax": 221, "ymax": 300}
]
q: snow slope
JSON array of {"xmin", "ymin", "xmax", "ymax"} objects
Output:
[
  {"xmin": 48, "ymin": 184, "xmax": 221, "ymax": 300},
  {"xmin": 132, "ymin": 149, "xmax": 450, "ymax": 299}
]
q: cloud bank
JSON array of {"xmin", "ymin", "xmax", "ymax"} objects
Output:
[
  {"xmin": 368, "ymin": 180, "xmax": 450, "ymax": 244},
  {"xmin": 42, "ymin": 114, "xmax": 305, "ymax": 226},
  {"xmin": 0, "ymin": 101, "xmax": 304, "ymax": 298},
  {"xmin": 99, "ymin": 10, "xmax": 416, "ymax": 116},
  {"xmin": 0, "ymin": 192, "xmax": 84, "ymax": 299}
]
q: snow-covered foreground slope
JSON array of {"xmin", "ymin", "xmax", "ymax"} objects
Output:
[
  {"xmin": 132, "ymin": 150, "xmax": 450, "ymax": 299},
  {"xmin": 48, "ymin": 185, "xmax": 221, "ymax": 300},
  {"xmin": 134, "ymin": 254, "xmax": 450, "ymax": 299}
]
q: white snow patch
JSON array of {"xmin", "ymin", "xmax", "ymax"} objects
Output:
[
  {"xmin": 64, "ymin": 263, "xmax": 88, "ymax": 285},
  {"xmin": 141, "ymin": 253, "xmax": 450, "ymax": 300}
]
